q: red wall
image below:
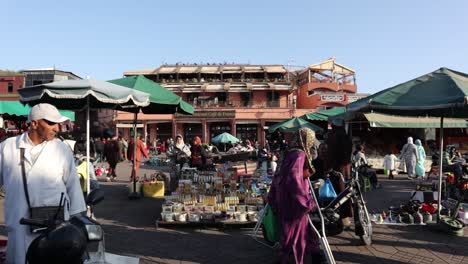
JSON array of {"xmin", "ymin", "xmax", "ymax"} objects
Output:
[{"xmin": 0, "ymin": 75, "xmax": 24, "ymax": 95}]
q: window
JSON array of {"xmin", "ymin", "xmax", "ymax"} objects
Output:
[
  {"xmin": 7, "ymin": 83, "xmax": 13, "ymax": 93},
  {"xmin": 267, "ymin": 91, "xmax": 280, "ymax": 107},
  {"xmin": 240, "ymin": 92, "xmax": 251, "ymax": 106}
]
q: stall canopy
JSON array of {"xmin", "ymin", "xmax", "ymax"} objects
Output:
[
  {"xmin": 359, "ymin": 112, "xmax": 467, "ymax": 128},
  {"xmin": 0, "ymin": 100, "xmax": 75, "ymax": 121},
  {"xmin": 343, "ymin": 67, "xmax": 468, "ymax": 223},
  {"xmin": 302, "ymin": 107, "xmax": 345, "ymax": 121},
  {"xmin": 347, "ymin": 67, "xmax": 468, "ymax": 118},
  {"xmin": 268, "ymin": 117, "xmax": 324, "ymax": 133}
]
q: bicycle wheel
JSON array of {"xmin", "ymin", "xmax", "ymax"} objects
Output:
[{"xmin": 353, "ymin": 192, "xmax": 372, "ymax": 245}]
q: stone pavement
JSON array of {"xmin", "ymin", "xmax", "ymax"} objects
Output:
[{"xmin": 0, "ymin": 160, "xmax": 466, "ymax": 264}]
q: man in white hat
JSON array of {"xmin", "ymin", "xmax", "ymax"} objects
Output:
[{"xmin": 0, "ymin": 103, "xmax": 86, "ymax": 263}]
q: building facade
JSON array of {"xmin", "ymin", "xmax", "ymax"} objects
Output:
[
  {"xmin": 21, "ymin": 68, "xmax": 82, "ymax": 86},
  {"xmin": 0, "ymin": 72, "xmax": 24, "ymax": 101},
  {"xmin": 117, "ymin": 64, "xmax": 311, "ymax": 145},
  {"xmin": 115, "ymin": 59, "xmax": 366, "ymax": 146},
  {"xmin": 296, "ymin": 58, "xmax": 368, "ymax": 110}
]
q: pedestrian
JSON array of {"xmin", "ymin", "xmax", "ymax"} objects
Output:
[
  {"xmin": 74, "ymin": 133, "xmax": 95, "ymax": 157},
  {"xmin": 415, "ymin": 139, "xmax": 426, "ymax": 178},
  {"xmin": 117, "ymin": 136, "xmax": 124, "ymax": 161},
  {"xmin": 400, "ymin": 137, "xmax": 418, "ymax": 179},
  {"xmin": 267, "ymin": 128, "xmax": 319, "ymax": 264},
  {"xmin": 190, "ymin": 136, "xmax": 206, "ymax": 169},
  {"xmin": 94, "ymin": 137, "xmax": 105, "ymax": 161},
  {"xmin": 383, "ymin": 152, "xmax": 398, "ymax": 179},
  {"xmin": 0, "ymin": 103, "xmax": 86, "ymax": 263},
  {"xmin": 325, "ymin": 118, "xmax": 353, "ymax": 226},
  {"xmin": 352, "ymin": 145, "xmax": 380, "ymax": 188},
  {"xmin": 104, "ymin": 135, "xmax": 120, "ymax": 181},
  {"xmin": 170, "ymin": 134, "xmax": 191, "ymax": 169},
  {"xmin": 122, "ymin": 137, "xmax": 128, "ymax": 160},
  {"xmin": 130, "ymin": 135, "xmax": 149, "ymax": 177}
]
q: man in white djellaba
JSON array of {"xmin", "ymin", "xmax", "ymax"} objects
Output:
[{"xmin": 0, "ymin": 103, "xmax": 86, "ymax": 263}]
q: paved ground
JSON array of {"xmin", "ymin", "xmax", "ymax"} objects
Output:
[{"xmin": 1, "ymin": 160, "xmax": 467, "ymax": 264}]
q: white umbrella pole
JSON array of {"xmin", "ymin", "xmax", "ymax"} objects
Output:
[
  {"xmin": 437, "ymin": 116, "xmax": 444, "ymax": 222},
  {"xmin": 86, "ymin": 97, "xmax": 91, "ymax": 196},
  {"xmin": 131, "ymin": 112, "xmax": 138, "ymax": 197}
]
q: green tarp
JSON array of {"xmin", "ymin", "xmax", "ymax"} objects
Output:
[
  {"xmin": 268, "ymin": 117, "xmax": 324, "ymax": 133},
  {"xmin": 109, "ymin": 75, "xmax": 194, "ymax": 115},
  {"xmin": 302, "ymin": 107, "xmax": 346, "ymax": 121},
  {"xmin": 347, "ymin": 67, "xmax": 468, "ymax": 118},
  {"xmin": 0, "ymin": 100, "xmax": 75, "ymax": 121}
]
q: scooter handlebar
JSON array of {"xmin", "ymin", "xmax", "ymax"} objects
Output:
[{"xmin": 19, "ymin": 218, "xmax": 48, "ymax": 227}]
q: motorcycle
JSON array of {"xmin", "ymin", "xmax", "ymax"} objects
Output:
[
  {"xmin": 308, "ymin": 168, "xmax": 373, "ymax": 246},
  {"xmin": 20, "ymin": 189, "xmax": 108, "ymax": 264}
]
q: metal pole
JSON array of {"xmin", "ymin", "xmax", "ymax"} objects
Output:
[
  {"xmin": 86, "ymin": 97, "xmax": 91, "ymax": 196},
  {"xmin": 437, "ymin": 116, "xmax": 444, "ymax": 222},
  {"xmin": 132, "ymin": 112, "xmax": 139, "ymax": 197}
]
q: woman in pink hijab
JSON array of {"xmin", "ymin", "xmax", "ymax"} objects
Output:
[{"xmin": 268, "ymin": 128, "xmax": 319, "ymax": 263}]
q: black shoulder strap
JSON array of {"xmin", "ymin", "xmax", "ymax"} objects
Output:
[{"xmin": 20, "ymin": 148, "xmax": 32, "ymax": 213}]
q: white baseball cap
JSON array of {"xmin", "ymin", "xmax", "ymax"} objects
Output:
[{"xmin": 27, "ymin": 103, "xmax": 70, "ymax": 123}]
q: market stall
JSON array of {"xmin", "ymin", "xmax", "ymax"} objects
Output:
[{"xmin": 155, "ymin": 159, "xmax": 272, "ymax": 229}]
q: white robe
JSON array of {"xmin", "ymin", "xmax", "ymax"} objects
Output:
[{"xmin": 0, "ymin": 133, "xmax": 86, "ymax": 264}]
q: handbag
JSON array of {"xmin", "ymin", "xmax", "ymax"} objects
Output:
[
  {"xmin": 262, "ymin": 205, "xmax": 280, "ymax": 245},
  {"xmin": 319, "ymin": 178, "xmax": 337, "ymax": 199},
  {"xmin": 20, "ymin": 148, "xmax": 65, "ymax": 232}
]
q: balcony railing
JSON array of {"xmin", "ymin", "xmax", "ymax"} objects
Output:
[
  {"xmin": 189, "ymin": 99, "xmax": 287, "ymax": 109},
  {"xmin": 159, "ymin": 78, "xmax": 289, "ymax": 84}
]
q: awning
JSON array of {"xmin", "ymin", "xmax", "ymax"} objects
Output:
[
  {"xmin": 263, "ymin": 66, "xmax": 286, "ymax": 73},
  {"xmin": 0, "ymin": 100, "xmax": 75, "ymax": 121},
  {"xmin": 157, "ymin": 67, "xmax": 177, "ymax": 74},
  {"xmin": 364, "ymin": 112, "xmax": 467, "ymax": 128},
  {"xmin": 178, "ymin": 66, "xmax": 199, "ymax": 74},
  {"xmin": 200, "ymin": 66, "xmax": 220, "ymax": 74}
]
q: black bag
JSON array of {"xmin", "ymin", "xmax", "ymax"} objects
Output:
[{"xmin": 20, "ymin": 148, "xmax": 65, "ymax": 232}]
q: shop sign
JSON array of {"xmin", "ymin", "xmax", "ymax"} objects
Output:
[
  {"xmin": 176, "ymin": 110, "xmax": 235, "ymax": 119},
  {"xmin": 320, "ymin": 94, "xmax": 344, "ymax": 102},
  {"xmin": 348, "ymin": 94, "xmax": 368, "ymax": 103}
]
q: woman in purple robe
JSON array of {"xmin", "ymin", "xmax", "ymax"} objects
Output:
[{"xmin": 268, "ymin": 128, "xmax": 319, "ymax": 264}]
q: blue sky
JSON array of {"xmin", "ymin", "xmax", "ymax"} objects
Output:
[{"xmin": 2, "ymin": 0, "xmax": 467, "ymax": 94}]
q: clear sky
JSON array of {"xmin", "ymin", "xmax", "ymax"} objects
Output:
[{"xmin": 2, "ymin": 0, "xmax": 467, "ymax": 94}]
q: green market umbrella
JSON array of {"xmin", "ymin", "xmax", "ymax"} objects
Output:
[
  {"xmin": 345, "ymin": 67, "xmax": 468, "ymax": 222},
  {"xmin": 0, "ymin": 100, "xmax": 75, "ymax": 121},
  {"xmin": 211, "ymin": 132, "xmax": 240, "ymax": 144},
  {"xmin": 18, "ymin": 79, "xmax": 150, "ymax": 195},
  {"xmin": 268, "ymin": 117, "xmax": 324, "ymax": 133},
  {"xmin": 108, "ymin": 75, "xmax": 194, "ymax": 198},
  {"xmin": 108, "ymin": 75, "xmax": 194, "ymax": 115}
]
